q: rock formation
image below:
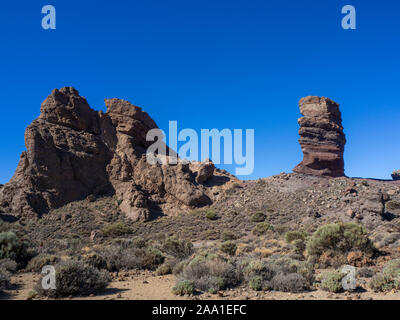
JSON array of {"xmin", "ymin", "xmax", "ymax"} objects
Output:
[
  {"xmin": 0, "ymin": 87, "xmax": 228, "ymax": 220},
  {"xmin": 293, "ymin": 96, "xmax": 346, "ymax": 177}
]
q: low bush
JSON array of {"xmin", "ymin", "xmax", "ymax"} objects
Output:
[
  {"xmin": 36, "ymin": 260, "xmax": 111, "ymax": 298},
  {"xmin": 160, "ymin": 237, "xmax": 193, "ymax": 259},
  {"xmin": 285, "ymin": 231, "xmax": 309, "ymax": 244},
  {"xmin": 82, "ymin": 253, "xmax": 107, "ymax": 270},
  {"xmin": 369, "ymin": 259, "xmax": 400, "ymax": 292},
  {"xmin": 221, "ymin": 231, "xmax": 238, "ymax": 241},
  {"xmin": 270, "ymin": 272, "xmax": 310, "ymax": 293},
  {"xmin": 102, "ymin": 223, "xmax": 133, "ymax": 237},
  {"xmin": 306, "ymin": 223, "xmax": 375, "ymax": 264},
  {"xmin": 0, "ymin": 268, "xmax": 10, "ymax": 292},
  {"xmin": 0, "ymin": 231, "xmax": 36, "ymax": 268},
  {"xmin": 357, "ymin": 267, "xmax": 375, "ymax": 278},
  {"xmin": 243, "ymin": 256, "xmax": 314, "ymax": 292},
  {"xmin": 252, "ymin": 223, "xmax": 274, "ymax": 236},
  {"xmin": 386, "ymin": 201, "xmax": 400, "ymax": 211},
  {"xmin": 320, "ymin": 270, "xmax": 345, "ymax": 293},
  {"xmin": 172, "ymin": 280, "xmax": 194, "ymax": 296},
  {"xmin": 26, "ymin": 254, "xmax": 60, "ymax": 272},
  {"xmin": 102, "ymin": 245, "xmax": 164, "ymax": 271},
  {"xmin": 0, "ymin": 259, "xmax": 17, "ymax": 274},
  {"xmin": 219, "ymin": 241, "xmax": 237, "ymax": 256},
  {"xmin": 177, "ymin": 254, "xmax": 241, "ymax": 293},
  {"xmin": 205, "ymin": 210, "xmax": 218, "ymax": 220},
  {"xmin": 251, "ymin": 212, "xmax": 266, "ymax": 223},
  {"xmin": 156, "ymin": 263, "xmax": 172, "ymax": 276}
]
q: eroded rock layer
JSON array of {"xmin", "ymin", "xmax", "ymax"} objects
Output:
[
  {"xmin": 293, "ymin": 96, "xmax": 346, "ymax": 177},
  {"xmin": 0, "ymin": 87, "xmax": 229, "ymax": 220}
]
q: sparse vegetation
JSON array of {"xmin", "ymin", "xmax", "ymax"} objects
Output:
[
  {"xmin": 320, "ymin": 270, "xmax": 345, "ymax": 293},
  {"xmin": 26, "ymin": 254, "xmax": 60, "ymax": 272},
  {"xmin": 0, "ymin": 231, "xmax": 36, "ymax": 268},
  {"xmin": 205, "ymin": 210, "xmax": 218, "ymax": 220},
  {"xmin": 172, "ymin": 280, "xmax": 194, "ymax": 296},
  {"xmin": 0, "ymin": 268, "xmax": 10, "ymax": 293},
  {"xmin": 36, "ymin": 260, "xmax": 110, "ymax": 298},
  {"xmin": 386, "ymin": 200, "xmax": 400, "ymax": 211},
  {"xmin": 160, "ymin": 237, "xmax": 193, "ymax": 259},
  {"xmin": 102, "ymin": 222, "xmax": 133, "ymax": 237},
  {"xmin": 306, "ymin": 223, "xmax": 375, "ymax": 265},
  {"xmin": 369, "ymin": 259, "xmax": 400, "ymax": 292},
  {"xmin": 219, "ymin": 241, "xmax": 237, "ymax": 256},
  {"xmin": 252, "ymin": 222, "xmax": 274, "ymax": 236},
  {"xmin": 243, "ymin": 256, "xmax": 314, "ymax": 292},
  {"xmin": 251, "ymin": 212, "xmax": 266, "ymax": 223},
  {"xmin": 177, "ymin": 253, "xmax": 241, "ymax": 293}
]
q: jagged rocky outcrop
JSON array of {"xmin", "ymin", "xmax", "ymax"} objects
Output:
[
  {"xmin": 0, "ymin": 87, "xmax": 229, "ymax": 220},
  {"xmin": 293, "ymin": 96, "xmax": 346, "ymax": 177}
]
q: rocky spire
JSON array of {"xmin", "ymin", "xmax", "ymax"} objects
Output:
[{"xmin": 293, "ymin": 96, "xmax": 346, "ymax": 177}]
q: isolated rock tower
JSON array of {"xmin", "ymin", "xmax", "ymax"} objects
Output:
[{"xmin": 293, "ymin": 96, "xmax": 346, "ymax": 177}]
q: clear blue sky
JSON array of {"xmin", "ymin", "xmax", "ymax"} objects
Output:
[{"xmin": 1, "ymin": 0, "xmax": 400, "ymax": 182}]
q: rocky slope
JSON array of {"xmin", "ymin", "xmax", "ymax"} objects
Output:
[{"xmin": 0, "ymin": 87, "xmax": 232, "ymax": 220}]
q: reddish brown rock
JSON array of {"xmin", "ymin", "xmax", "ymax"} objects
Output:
[
  {"xmin": 293, "ymin": 96, "xmax": 346, "ymax": 177},
  {"xmin": 0, "ymin": 87, "xmax": 229, "ymax": 220}
]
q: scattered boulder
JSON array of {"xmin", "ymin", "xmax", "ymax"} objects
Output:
[{"xmin": 293, "ymin": 96, "xmax": 346, "ymax": 177}]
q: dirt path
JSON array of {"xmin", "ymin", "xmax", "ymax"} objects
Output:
[{"xmin": 4, "ymin": 272, "xmax": 400, "ymax": 300}]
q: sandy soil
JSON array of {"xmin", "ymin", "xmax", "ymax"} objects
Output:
[{"xmin": 3, "ymin": 271, "xmax": 400, "ymax": 301}]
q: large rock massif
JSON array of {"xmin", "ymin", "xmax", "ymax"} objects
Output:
[
  {"xmin": 0, "ymin": 87, "xmax": 228, "ymax": 220},
  {"xmin": 293, "ymin": 96, "xmax": 346, "ymax": 177}
]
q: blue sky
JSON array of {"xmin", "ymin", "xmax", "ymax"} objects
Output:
[{"xmin": 1, "ymin": 0, "xmax": 400, "ymax": 182}]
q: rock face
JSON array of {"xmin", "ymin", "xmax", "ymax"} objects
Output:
[
  {"xmin": 0, "ymin": 87, "xmax": 227, "ymax": 220},
  {"xmin": 293, "ymin": 96, "xmax": 346, "ymax": 177}
]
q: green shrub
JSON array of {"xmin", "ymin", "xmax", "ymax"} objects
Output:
[
  {"xmin": 0, "ymin": 259, "xmax": 17, "ymax": 274},
  {"xmin": 177, "ymin": 254, "xmax": 241, "ymax": 293},
  {"xmin": 357, "ymin": 267, "xmax": 375, "ymax": 278},
  {"xmin": 320, "ymin": 270, "xmax": 345, "ymax": 293},
  {"xmin": 83, "ymin": 253, "xmax": 107, "ymax": 270},
  {"xmin": 172, "ymin": 280, "xmax": 194, "ymax": 296},
  {"xmin": 369, "ymin": 273, "xmax": 397, "ymax": 292},
  {"xmin": 369, "ymin": 259, "xmax": 400, "ymax": 292},
  {"xmin": 102, "ymin": 245, "xmax": 164, "ymax": 271},
  {"xmin": 0, "ymin": 268, "xmax": 10, "ymax": 292},
  {"xmin": 252, "ymin": 222, "xmax": 274, "ymax": 236},
  {"xmin": 306, "ymin": 223, "xmax": 375, "ymax": 258},
  {"xmin": 270, "ymin": 272, "xmax": 310, "ymax": 293},
  {"xmin": 243, "ymin": 257, "xmax": 314, "ymax": 292},
  {"xmin": 0, "ymin": 231, "xmax": 36, "ymax": 268},
  {"xmin": 249, "ymin": 276, "xmax": 263, "ymax": 291},
  {"xmin": 36, "ymin": 260, "xmax": 110, "ymax": 298},
  {"xmin": 205, "ymin": 210, "xmax": 218, "ymax": 220},
  {"xmin": 102, "ymin": 223, "xmax": 133, "ymax": 237},
  {"xmin": 160, "ymin": 237, "xmax": 193, "ymax": 259},
  {"xmin": 251, "ymin": 212, "xmax": 266, "ymax": 223},
  {"xmin": 221, "ymin": 231, "xmax": 238, "ymax": 241},
  {"xmin": 156, "ymin": 263, "xmax": 172, "ymax": 276},
  {"xmin": 220, "ymin": 241, "xmax": 237, "ymax": 256},
  {"xmin": 386, "ymin": 201, "xmax": 400, "ymax": 211},
  {"xmin": 26, "ymin": 254, "xmax": 60, "ymax": 272},
  {"xmin": 285, "ymin": 231, "xmax": 309, "ymax": 244}
]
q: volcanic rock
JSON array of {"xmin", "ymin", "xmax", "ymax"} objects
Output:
[
  {"xmin": 0, "ymin": 87, "xmax": 228, "ymax": 220},
  {"xmin": 293, "ymin": 96, "xmax": 346, "ymax": 177}
]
